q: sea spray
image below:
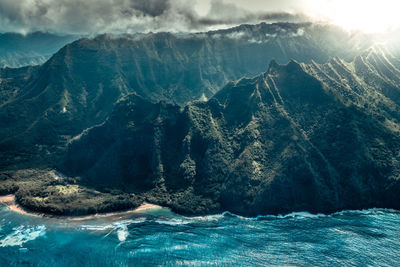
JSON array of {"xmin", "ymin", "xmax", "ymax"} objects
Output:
[{"xmin": 0, "ymin": 225, "xmax": 46, "ymax": 247}]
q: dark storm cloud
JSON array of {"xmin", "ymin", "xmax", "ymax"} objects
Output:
[
  {"xmin": 129, "ymin": 0, "xmax": 171, "ymax": 17},
  {"xmin": 0, "ymin": 0, "xmax": 308, "ymax": 34}
]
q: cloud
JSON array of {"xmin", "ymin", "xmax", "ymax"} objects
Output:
[
  {"xmin": 0, "ymin": 0, "xmax": 309, "ymax": 35},
  {"xmin": 129, "ymin": 0, "xmax": 171, "ymax": 17},
  {"xmin": 197, "ymin": 0, "xmax": 305, "ymax": 27}
]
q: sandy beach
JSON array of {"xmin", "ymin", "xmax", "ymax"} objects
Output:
[
  {"xmin": 0, "ymin": 194, "xmax": 165, "ymax": 220},
  {"xmin": 0, "ymin": 194, "xmax": 35, "ymax": 216}
]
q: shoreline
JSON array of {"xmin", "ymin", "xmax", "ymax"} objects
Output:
[
  {"xmin": 1, "ymin": 195, "xmax": 398, "ymax": 222},
  {"xmin": 0, "ymin": 194, "xmax": 165, "ymax": 220}
]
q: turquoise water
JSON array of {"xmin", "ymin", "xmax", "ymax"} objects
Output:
[{"xmin": 0, "ymin": 204, "xmax": 399, "ymax": 266}]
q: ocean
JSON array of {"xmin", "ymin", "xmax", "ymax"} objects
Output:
[{"xmin": 0, "ymin": 204, "xmax": 399, "ymax": 266}]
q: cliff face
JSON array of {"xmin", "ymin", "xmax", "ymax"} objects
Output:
[
  {"xmin": 0, "ymin": 23, "xmax": 371, "ymax": 170},
  {"xmin": 60, "ymin": 51, "xmax": 400, "ymax": 216},
  {"xmin": 1, "ymin": 23, "xmax": 400, "ymax": 216}
]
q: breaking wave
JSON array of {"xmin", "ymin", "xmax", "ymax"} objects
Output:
[
  {"xmin": 1, "ymin": 207, "xmax": 399, "ymax": 266},
  {"xmin": 0, "ymin": 225, "xmax": 46, "ymax": 247}
]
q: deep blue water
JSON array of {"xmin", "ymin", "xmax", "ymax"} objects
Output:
[{"xmin": 0, "ymin": 204, "xmax": 399, "ymax": 266}]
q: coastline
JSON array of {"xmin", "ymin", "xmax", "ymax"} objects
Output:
[
  {"xmin": 0, "ymin": 194, "xmax": 165, "ymax": 220},
  {"xmin": 0, "ymin": 194, "xmax": 35, "ymax": 216}
]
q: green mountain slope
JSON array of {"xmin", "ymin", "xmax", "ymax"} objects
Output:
[
  {"xmin": 0, "ymin": 23, "xmax": 373, "ymax": 170},
  {"xmin": 58, "ymin": 54, "xmax": 400, "ymax": 216}
]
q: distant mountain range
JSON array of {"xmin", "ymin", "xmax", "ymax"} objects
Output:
[
  {"xmin": 0, "ymin": 32, "xmax": 78, "ymax": 68},
  {"xmin": 0, "ymin": 23, "xmax": 399, "ymax": 216}
]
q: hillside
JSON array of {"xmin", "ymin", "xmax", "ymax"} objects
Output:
[
  {"xmin": 0, "ymin": 23, "xmax": 374, "ymax": 170},
  {"xmin": 0, "ymin": 23, "xmax": 399, "ymax": 216},
  {"xmin": 49, "ymin": 52, "xmax": 400, "ymax": 215}
]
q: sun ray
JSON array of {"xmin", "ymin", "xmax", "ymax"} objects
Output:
[{"xmin": 306, "ymin": 0, "xmax": 400, "ymax": 33}]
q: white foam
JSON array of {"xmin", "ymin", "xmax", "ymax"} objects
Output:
[
  {"xmin": 0, "ymin": 225, "xmax": 46, "ymax": 247},
  {"xmin": 276, "ymin": 211, "xmax": 326, "ymax": 219},
  {"xmin": 187, "ymin": 210, "xmax": 328, "ymax": 222},
  {"xmin": 188, "ymin": 213, "xmax": 225, "ymax": 222},
  {"xmin": 117, "ymin": 225, "xmax": 128, "ymax": 242},
  {"xmin": 80, "ymin": 217, "xmax": 146, "ymax": 232},
  {"xmin": 154, "ymin": 218, "xmax": 191, "ymax": 226},
  {"xmin": 167, "ymin": 244, "xmax": 189, "ymax": 250},
  {"xmin": 333, "ymin": 208, "xmax": 399, "ymax": 217},
  {"xmin": 80, "ymin": 224, "xmax": 115, "ymax": 231}
]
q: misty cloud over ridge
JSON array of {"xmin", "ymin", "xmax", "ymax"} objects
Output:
[{"xmin": 0, "ymin": 0, "xmax": 308, "ymax": 34}]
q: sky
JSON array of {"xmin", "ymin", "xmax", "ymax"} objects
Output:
[{"xmin": 0, "ymin": 0, "xmax": 399, "ymax": 35}]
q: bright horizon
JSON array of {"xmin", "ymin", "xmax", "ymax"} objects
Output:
[
  {"xmin": 305, "ymin": 0, "xmax": 400, "ymax": 33},
  {"xmin": 0, "ymin": 0, "xmax": 399, "ymax": 34},
  {"xmin": 217, "ymin": 0, "xmax": 400, "ymax": 33}
]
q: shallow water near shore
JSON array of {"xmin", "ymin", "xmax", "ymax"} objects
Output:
[{"xmin": 0, "ymin": 204, "xmax": 399, "ymax": 266}]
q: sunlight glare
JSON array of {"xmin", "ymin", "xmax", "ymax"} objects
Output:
[{"xmin": 306, "ymin": 0, "xmax": 400, "ymax": 32}]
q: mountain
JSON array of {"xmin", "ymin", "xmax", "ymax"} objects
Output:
[
  {"xmin": 55, "ymin": 49, "xmax": 400, "ymax": 216},
  {"xmin": 0, "ymin": 32, "xmax": 78, "ymax": 68},
  {"xmin": 0, "ymin": 23, "xmax": 375, "ymax": 170},
  {"xmin": 19, "ymin": 23, "xmax": 373, "ymax": 106},
  {"xmin": 0, "ymin": 23, "xmax": 399, "ymax": 216},
  {"xmin": 0, "ymin": 65, "xmax": 40, "ymax": 106}
]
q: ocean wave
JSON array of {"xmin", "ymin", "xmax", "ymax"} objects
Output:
[
  {"xmin": 0, "ymin": 225, "xmax": 46, "ymax": 247},
  {"xmin": 275, "ymin": 211, "xmax": 327, "ymax": 219},
  {"xmin": 117, "ymin": 225, "xmax": 128, "ymax": 242},
  {"xmin": 185, "ymin": 211, "xmax": 325, "ymax": 222},
  {"xmin": 184, "ymin": 208, "xmax": 400, "ymax": 223},
  {"xmin": 251, "ymin": 209, "xmax": 399, "ymax": 220},
  {"xmin": 188, "ymin": 213, "xmax": 226, "ymax": 222},
  {"xmin": 153, "ymin": 217, "xmax": 192, "ymax": 226},
  {"xmin": 80, "ymin": 217, "xmax": 147, "ymax": 232},
  {"xmin": 332, "ymin": 208, "xmax": 400, "ymax": 217},
  {"xmin": 60, "ymin": 208, "xmax": 400, "ymax": 235}
]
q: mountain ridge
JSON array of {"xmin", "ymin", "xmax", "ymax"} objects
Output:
[
  {"xmin": 0, "ymin": 23, "xmax": 399, "ymax": 216},
  {"xmin": 52, "ymin": 55, "xmax": 400, "ymax": 216},
  {"xmin": 0, "ymin": 22, "xmax": 378, "ymax": 171}
]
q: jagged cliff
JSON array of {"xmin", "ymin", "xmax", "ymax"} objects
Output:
[
  {"xmin": 0, "ymin": 23, "xmax": 372, "ymax": 170},
  {"xmin": 59, "ymin": 52, "xmax": 400, "ymax": 215},
  {"xmin": 0, "ymin": 23, "xmax": 399, "ymax": 216}
]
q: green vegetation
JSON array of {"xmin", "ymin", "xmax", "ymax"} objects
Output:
[
  {"xmin": 60, "ymin": 54, "xmax": 400, "ymax": 216},
  {"xmin": 0, "ymin": 169, "xmax": 143, "ymax": 215},
  {"xmin": 0, "ymin": 23, "xmax": 399, "ymax": 216}
]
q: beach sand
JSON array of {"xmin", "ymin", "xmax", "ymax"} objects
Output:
[
  {"xmin": 0, "ymin": 194, "xmax": 165, "ymax": 220},
  {"xmin": 0, "ymin": 194, "xmax": 34, "ymax": 216}
]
